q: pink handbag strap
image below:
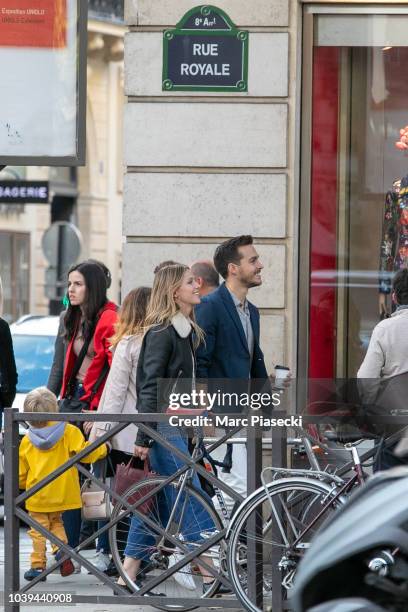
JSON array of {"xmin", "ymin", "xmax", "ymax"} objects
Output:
[{"xmin": 124, "ymin": 457, "xmax": 151, "ymax": 476}]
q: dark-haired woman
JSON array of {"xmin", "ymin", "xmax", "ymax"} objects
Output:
[
  {"xmin": 47, "ymin": 259, "xmax": 112, "ymax": 397},
  {"xmin": 60, "ymin": 261, "xmax": 118, "ymax": 568}
]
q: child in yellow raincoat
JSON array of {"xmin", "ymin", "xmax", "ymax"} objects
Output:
[{"xmin": 19, "ymin": 387, "xmax": 108, "ymax": 581}]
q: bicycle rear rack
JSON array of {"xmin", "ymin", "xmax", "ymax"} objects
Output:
[{"xmin": 261, "ymin": 466, "xmax": 345, "ymax": 487}]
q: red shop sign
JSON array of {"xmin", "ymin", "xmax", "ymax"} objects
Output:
[{"xmin": 0, "ymin": 0, "xmax": 66, "ymax": 48}]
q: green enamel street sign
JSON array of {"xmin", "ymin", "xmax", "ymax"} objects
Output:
[{"xmin": 162, "ymin": 5, "xmax": 248, "ymax": 92}]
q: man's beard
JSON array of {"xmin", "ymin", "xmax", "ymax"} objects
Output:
[{"xmin": 243, "ymin": 274, "xmax": 262, "ymax": 289}]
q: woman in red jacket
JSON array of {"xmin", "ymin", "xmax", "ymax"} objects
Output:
[
  {"xmin": 61, "ymin": 263, "xmax": 117, "ymax": 410},
  {"xmin": 60, "ymin": 260, "xmax": 118, "ymax": 569}
]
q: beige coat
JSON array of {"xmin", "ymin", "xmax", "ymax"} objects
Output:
[{"xmin": 89, "ymin": 335, "xmax": 141, "ymax": 454}]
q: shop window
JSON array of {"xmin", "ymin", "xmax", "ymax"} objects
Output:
[
  {"xmin": 302, "ymin": 9, "xmax": 408, "ymax": 381},
  {"xmin": 0, "ymin": 232, "xmax": 30, "ymax": 322}
]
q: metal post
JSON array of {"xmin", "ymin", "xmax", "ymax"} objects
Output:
[
  {"xmin": 4, "ymin": 408, "xmax": 20, "ymax": 612},
  {"xmin": 272, "ymin": 420, "xmax": 287, "ymax": 611},
  {"xmin": 247, "ymin": 421, "xmax": 263, "ymax": 607}
]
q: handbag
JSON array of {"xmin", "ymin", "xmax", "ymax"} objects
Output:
[
  {"xmin": 112, "ymin": 457, "xmax": 155, "ymax": 514},
  {"xmin": 58, "ymin": 364, "xmax": 109, "ymax": 414},
  {"xmin": 80, "ymin": 458, "xmax": 112, "ymax": 521}
]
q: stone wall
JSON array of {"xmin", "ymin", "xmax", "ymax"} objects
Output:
[{"xmin": 123, "ymin": 0, "xmax": 296, "ymax": 371}]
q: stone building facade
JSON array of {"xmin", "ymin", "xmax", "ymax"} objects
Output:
[
  {"xmin": 123, "ymin": 0, "xmax": 295, "ymax": 372},
  {"xmin": 0, "ymin": 4, "xmax": 125, "ymax": 320}
]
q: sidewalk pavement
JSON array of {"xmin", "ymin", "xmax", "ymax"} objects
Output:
[{"xmin": 1, "ymin": 527, "xmax": 239, "ymax": 612}]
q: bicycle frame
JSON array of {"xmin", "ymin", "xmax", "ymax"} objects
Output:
[
  {"xmin": 154, "ymin": 432, "xmax": 234, "ymax": 556},
  {"xmin": 262, "ymin": 440, "xmax": 366, "ymax": 551}
]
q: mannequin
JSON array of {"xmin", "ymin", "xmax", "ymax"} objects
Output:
[{"xmin": 379, "ymin": 126, "xmax": 408, "ymax": 316}]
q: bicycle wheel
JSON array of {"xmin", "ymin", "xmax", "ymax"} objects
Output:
[
  {"xmin": 227, "ymin": 477, "xmax": 347, "ymax": 612},
  {"xmin": 109, "ymin": 476, "xmax": 224, "ymax": 611}
]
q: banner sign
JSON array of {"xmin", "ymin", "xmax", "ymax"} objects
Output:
[
  {"xmin": 162, "ymin": 5, "xmax": 248, "ymax": 92},
  {"xmin": 0, "ymin": 0, "xmax": 86, "ymax": 166},
  {"xmin": 0, "ymin": 0, "xmax": 67, "ymax": 48},
  {"xmin": 0, "ymin": 180, "xmax": 49, "ymax": 203}
]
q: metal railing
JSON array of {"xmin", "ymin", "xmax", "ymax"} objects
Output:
[{"xmin": 4, "ymin": 408, "xmax": 285, "ymax": 611}]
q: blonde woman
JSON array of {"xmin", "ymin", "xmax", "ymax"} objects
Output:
[
  {"xmin": 84, "ymin": 287, "xmax": 151, "ymax": 572},
  {"xmin": 118, "ymin": 264, "xmax": 219, "ymax": 597},
  {"xmin": 87, "ymin": 286, "xmax": 151, "ymax": 457}
]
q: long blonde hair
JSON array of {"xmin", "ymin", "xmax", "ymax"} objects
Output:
[
  {"xmin": 145, "ymin": 264, "xmax": 204, "ymax": 347},
  {"xmin": 110, "ymin": 287, "xmax": 151, "ymax": 348}
]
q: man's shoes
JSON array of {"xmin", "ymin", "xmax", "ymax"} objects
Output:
[
  {"xmin": 202, "ymin": 579, "xmax": 232, "ymax": 596},
  {"xmin": 24, "ymin": 567, "xmax": 47, "ymax": 582},
  {"xmin": 88, "ymin": 550, "xmax": 110, "ymax": 573},
  {"xmin": 55, "ymin": 549, "xmax": 75, "ymax": 577}
]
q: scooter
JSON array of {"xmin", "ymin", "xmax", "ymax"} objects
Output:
[{"xmin": 291, "ymin": 466, "xmax": 408, "ymax": 612}]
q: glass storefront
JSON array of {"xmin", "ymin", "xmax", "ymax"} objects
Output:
[{"xmin": 303, "ymin": 7, "xmax": 408, "ymax": 381}]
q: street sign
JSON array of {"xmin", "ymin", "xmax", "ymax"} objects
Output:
[
  {"xmin": 42, "ymin": 221, "xmax": 81, "ymax": 268},
  {"xmin": 162, "ymin": 5, "xmax": 248, "ymax": 92},
  {"xmin": 0, "ymin": 180, "xmax": 49, "ymax": 204}
]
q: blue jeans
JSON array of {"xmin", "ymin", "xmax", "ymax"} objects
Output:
[{"xmin": 124, "ymin": 424, "xmax": 216, "ymax": 560}]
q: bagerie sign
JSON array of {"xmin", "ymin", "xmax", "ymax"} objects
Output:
[
  {"xmin": 0, "ymin": 0, "xmax": 67, "ymax": 48},
  {"xmin": 162, "ymin": 5, "xmax": 248, "ymax": 92},
  {"xmin": 0, "ymin": 180, "xmax": 49, "ymax": 203}
]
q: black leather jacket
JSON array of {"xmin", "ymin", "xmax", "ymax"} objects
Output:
[
  {"xmin": 135, "ymin": 315, "xmax": 196, "ymax": 447},
  {"xmin": 0, "ymin": 317, "xmax": 17, "ymax": 409}
]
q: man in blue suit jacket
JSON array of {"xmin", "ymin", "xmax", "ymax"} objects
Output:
[
  {"xmin": 196, "ymin": 235, "xmax": 269, "ymax": 382},
  {"xmin": 195, "ymin": 235, "xmax": 272, "ymax": 510}
]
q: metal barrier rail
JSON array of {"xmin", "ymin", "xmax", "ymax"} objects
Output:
[{"xmin": 4, "ymin": 408, "xmax": 287, "ymax": 611}]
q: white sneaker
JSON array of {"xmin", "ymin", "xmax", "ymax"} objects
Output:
[
  {"xmin": 88, "ymin": 551, "xmax": 110, "ymax": 573},
  {"xmin": 46, "ymin": 557, "xmax": 60, "ymax": 573},
  {"xmin": 73, "ymin": 560, "xmax": 82, "ymax": 574},
  {"xmin": 168, "ymin": 551, "xmax": 196, "ymax": 591}
]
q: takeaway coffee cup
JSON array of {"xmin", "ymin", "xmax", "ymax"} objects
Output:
[{"xmin": 274, "ymin": 365, "xmax": 290, "ymax": 389}]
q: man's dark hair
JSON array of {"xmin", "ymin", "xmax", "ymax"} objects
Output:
[
  {"xmin": 154, "ymin": 260, "xmax": 178, "ymax": 274},
  {"xmin": 213, "ymin": 235, "xmax": 254, "ymax": 279},
  {"xmin": 191, "ymin": 261, "xmax": 219, "ymax": 288},
  {"xmin": 393, "ymin": 269, "xmax": 408, "ymax": 305}
]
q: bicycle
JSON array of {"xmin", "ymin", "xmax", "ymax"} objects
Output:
[
  {"xmin": 108, "ymin": 419, "xmax": 239, "ymax": 611},
  {"xmin": 107, "ymin": 412, "xmax": 390, "ymax": 612},
  {"xmin": 225, "ymin": 429, "xmax": 386, "ymax": 612}
]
